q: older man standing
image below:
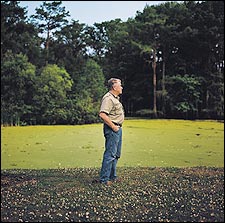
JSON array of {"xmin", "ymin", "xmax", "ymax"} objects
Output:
[{"xmin": 98, "ymin": 78, "xmax": 124, "ymax": 185}]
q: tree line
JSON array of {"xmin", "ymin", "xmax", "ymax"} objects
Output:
[{"xmin": 1, "ymin": 1, "xmax": 224, "ymax": 126}]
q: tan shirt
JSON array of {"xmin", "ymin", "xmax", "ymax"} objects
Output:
[{"xmin": 100, "ymin": 92, "xmax": 125, "ymax": 124}]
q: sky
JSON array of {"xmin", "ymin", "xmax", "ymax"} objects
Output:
[{"xmin": 18, "ymin": 1, "xmax": 176, "ymax": 26}]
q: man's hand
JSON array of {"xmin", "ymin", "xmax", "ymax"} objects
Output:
[
  {"xmin": 99, "ymin": 112, "xmax": 120, "ymax": 132},
  {"xmin": 112, "ymin": 125, "xmax": 120, "ymax": 132}
]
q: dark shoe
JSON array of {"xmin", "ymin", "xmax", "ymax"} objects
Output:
[
  {"xmin": 112, "ymin": 178, "xmax": 122, "ymax": 183},
  {"xmin": 100, "ymin": 180, "xmax": 113, "ymax": 186},
  {"xmin": 92, "ymin": 179, "xmax": 100, "ymax": 184},
  {"xmin": 105, "ymin": 181, "xmax": 113, "ymax": 186}
]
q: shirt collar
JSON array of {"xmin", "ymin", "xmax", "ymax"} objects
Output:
[{"xmin": 109, "ymin": 91, "xmax": 120, "ymax": 99}]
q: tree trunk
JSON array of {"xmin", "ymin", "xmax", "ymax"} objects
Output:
[
  {"xmin": 46, "ymin": 28, "xmax": 50, "ymax": 65},
  {"xmin": 162, "ymin": 59, "xmax": 166, "ymax": 116},
  {"xmin": 152, "ymin": 49, "xmax": 157, "ymax": 118}
]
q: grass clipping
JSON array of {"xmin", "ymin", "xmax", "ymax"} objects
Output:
[{"xmin": 1, "ymin": 167, "xmax": 224, "ymax": 222}]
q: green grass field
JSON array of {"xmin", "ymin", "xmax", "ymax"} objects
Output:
[{"xmin": 1, "ymin": 119, "xmax": 224, "ymax": 169}]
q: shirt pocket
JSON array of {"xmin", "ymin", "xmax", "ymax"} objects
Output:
[{"xmin": 114, "ymin": 102, "xmax": 123, "ymax": 115}]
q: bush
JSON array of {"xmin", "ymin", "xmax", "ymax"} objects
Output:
[{"xmin": 135, "ymin": 109, "xmax": 164, "ymax": 118}]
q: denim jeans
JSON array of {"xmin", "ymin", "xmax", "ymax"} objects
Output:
[{"xmin": 100, "ymin": 124, "xmax": 122, "ymax": 183}]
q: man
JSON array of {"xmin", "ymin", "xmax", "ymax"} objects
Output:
[{"xmin": 99, "ymin": 78, "xmax": 124, "ymax": 185}]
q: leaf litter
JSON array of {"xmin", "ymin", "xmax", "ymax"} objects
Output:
[{"xmin": 1, "ymin": 167, "xmax": 224, "ymax": 222}]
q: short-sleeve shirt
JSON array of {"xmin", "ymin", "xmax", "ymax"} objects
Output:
[{"xmin": 99, "ymin": 92, "xmax": 124, "ymax": 124}]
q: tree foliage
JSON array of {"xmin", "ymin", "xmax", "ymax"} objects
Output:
[
  {"xmin": 30, "ymin": 1, "xmax": 70, "ymax": 64},
  {"xmin": 1, "ymin": 52, "xmax": 36, "ymax": 125},
  {"xmin": 165, "ymin": 74, "xmax": 201, "ymax": 119},
  {"xmin": 1, "ymin": 1, "xmax": 224, "ymax": 125}
]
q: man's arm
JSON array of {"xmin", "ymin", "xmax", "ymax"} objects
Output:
[{"xmin": 99, "ymin": 112, "xmax": 120, "ymax": 132}]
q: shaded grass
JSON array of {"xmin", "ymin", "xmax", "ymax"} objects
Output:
[
  {"xmin": 1, "ymin": 119, "xmax": 224, "ymax": 169},
  {"xmin": 1, "ymin": 167, "xmax": 224, "ymax": 222}
]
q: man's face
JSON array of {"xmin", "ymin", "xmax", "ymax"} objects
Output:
[{"xmin": 113, "ymin": 81, "xmax": 123, "ymax": 95}]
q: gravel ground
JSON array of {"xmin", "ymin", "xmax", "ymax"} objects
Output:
[{"xmin": 1, "ymin": 167, "xmax": 224, "ymax": 222}]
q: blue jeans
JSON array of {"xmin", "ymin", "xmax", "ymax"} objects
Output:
[{"xmin": 100, "ymin": 124, "xmax": 122, "ymax": 183}]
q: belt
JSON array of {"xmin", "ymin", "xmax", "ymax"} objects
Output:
[{"xmin": 112, "ymin": 122, "xmax": 122, "ymax": 127}]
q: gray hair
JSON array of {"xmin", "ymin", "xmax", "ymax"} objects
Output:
[{"xmin": 107, "ymin": 78, "xmax": 121, "ymax": 90}]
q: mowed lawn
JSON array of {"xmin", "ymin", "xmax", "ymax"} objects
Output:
[{"xmin": 1, "ymin": 119, "xmax": 224, "ymax": 169}]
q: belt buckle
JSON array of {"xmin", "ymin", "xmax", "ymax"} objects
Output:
[{"xmin": 113, "ymin": 122, "xmax": 121, "ymax": 127}]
